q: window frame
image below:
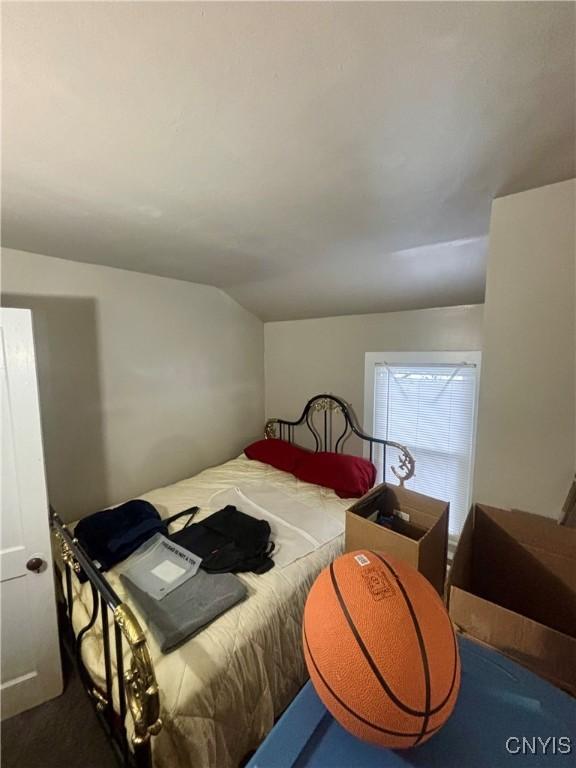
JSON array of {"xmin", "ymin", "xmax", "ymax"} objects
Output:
[{"xmin": 363, "ymin": 350, "xmax": 482, "ymax": 544}]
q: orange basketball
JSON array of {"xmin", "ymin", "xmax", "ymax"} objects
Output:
[{"xmin": 303, "ymin": 550, "xmax": 460, "ymax": 749}]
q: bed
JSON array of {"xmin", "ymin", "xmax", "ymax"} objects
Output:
[{"xmin": 51, "ymin": 394, "xmax": 415, "ymax": 768}]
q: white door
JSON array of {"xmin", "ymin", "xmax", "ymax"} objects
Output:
[{"xmin": 0, "ymin": 308, "xmax": 62, "ymax": 719}]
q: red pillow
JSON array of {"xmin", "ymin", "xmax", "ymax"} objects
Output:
[
  {"xmin": 293, "ymin": 452, "xmax": 376, "ymax": 498},
  {"xmin": 244, "ymin": 439, "xmax": 308, "ymax": 473}
]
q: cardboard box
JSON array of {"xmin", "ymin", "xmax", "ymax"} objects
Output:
[
  {"xmin": 345, "ymin": 483, "xmax": 449, "ymax": 595},
  {"xmin": 560, "ymin": 476, "xmax": 576, "ymax": 527},
  {"xmin": 448, "ymin": 504, "xmax": 576, "ymax": 695}
]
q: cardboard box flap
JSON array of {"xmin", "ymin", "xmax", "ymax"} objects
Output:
[
  {"xmin": 345, "ymin": 512, "xmax": 419, "ymax": 567},
  {"xmin": 559, "ymin": 478, "xmax": 576, "ymax": 527},
  {"xmin": 450, "ymin": 587, "xmax": 576, "ymax": 692},
  {"xmin": 348, "ymin": 483, "xmax": 388, "ymax": 516},
  {"xmin": 396, "ymin": 506, "xmax": 441, "ymax": 531},
  {"xmin": 471, "ymin": 510, "xmax": 576, "ymax": 637},
  {"xmin": 419, "ymin": 514, "xmax": 449, "ymax": 598},
  {"xmin": 479, "ymin": 504, "xmax": 576, "ymax": 560},
  {"xmin": 384, "ymin": 485, "xmax": 447, "ymax": 520},
  {"xmin": 448, "ymin": 505, "xmax": 475, "ymax": 592}
]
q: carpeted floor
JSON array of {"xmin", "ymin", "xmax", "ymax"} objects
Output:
[{"xmin": 2, "ymin": 646, "xmax": 118, "ymax": 768}]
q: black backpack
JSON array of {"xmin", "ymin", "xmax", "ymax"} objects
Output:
[{"xmin": 170, "ymin": 505, "xmax": 275, "ymax": 575}]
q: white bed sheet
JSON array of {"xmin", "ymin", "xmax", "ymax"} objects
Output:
[{"xmin": 70, "ymin": 455, "xmax": 349, "ymax": 768}]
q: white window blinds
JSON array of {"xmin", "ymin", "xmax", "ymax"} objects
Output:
[{"xmin": 372, "ymin": 362, "xmax": 479, "ymax": 535}]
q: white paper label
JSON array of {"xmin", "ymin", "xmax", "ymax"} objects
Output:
[
  {"xmin": 354, "ymin": 553, "xmax": 371, "ymax": 567},
  {"xmin": 151, "ymin": 559, "xmax": 187, "ymax": 584}
]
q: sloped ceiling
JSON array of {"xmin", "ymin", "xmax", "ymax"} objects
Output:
[{"xmin": 2, "ymin": 2, "xmax": 574, "ymax": 320}]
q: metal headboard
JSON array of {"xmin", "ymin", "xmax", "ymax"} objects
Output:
[{"xmin": 264, "ymin": 394, "xmax": 415, "ymax": 486}]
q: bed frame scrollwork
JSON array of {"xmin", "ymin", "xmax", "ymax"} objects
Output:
[
  {"xmin": 49, "ymin": 394, "xmax": 414, "ymax": 767},
  {"xmin": 264, "ymin": 393, "xmax": 415, "ymax": 486}
]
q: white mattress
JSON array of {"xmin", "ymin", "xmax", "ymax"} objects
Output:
[{"xmin": 69, "ymin": 455, "xmax": 349, "ymax": 768}]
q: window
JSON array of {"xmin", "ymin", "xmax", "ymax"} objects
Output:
[{"xmin": 364, "ymin": 352, "xmax": 481, "ymax": 536}]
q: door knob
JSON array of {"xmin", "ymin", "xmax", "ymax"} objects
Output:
[{"xmin": 26, "ymin": 557, "xmax": 45, "ymax": 573}]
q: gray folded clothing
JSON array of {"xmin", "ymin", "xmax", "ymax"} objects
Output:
[
  {"xmin": 120, "ymin": 533, "xmax": 202, "ymax": 601},
  {"xmin": 120, "ymin": 569, "xmax": 247, "ymax": 653}
]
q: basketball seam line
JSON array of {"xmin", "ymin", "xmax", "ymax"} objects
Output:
[
  {"xmin": 303, "ymin": 625, "xmax": 442, "ymax": 740},
  {"xmin": 370, "ymin": 551, "xmax": 459, "ymax": 718},
  {"xmin": 369, "ymin": 552, "xmax": 431, "ymax": 745},
  {"xmin": 328, "ymin": 562, "xmax": 426, "ymax": 719},
  {"xmin": 329, "ymin": 557, "xmax": 459, "ymax": 721}
]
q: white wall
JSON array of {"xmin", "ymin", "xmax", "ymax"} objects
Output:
[
  {"xmin": 1, "ymin": 249, "xmax": 264, "ymax": 521},
  {"xmin": 265, "ymin": 305, "xmax": 484, "ymax": 424},
  {"xmin": 474, "ymin": 179, "xmax": 575, "ymax": 518}
]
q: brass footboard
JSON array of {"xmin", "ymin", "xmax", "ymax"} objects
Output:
[{"xmin": 51, "ymin": 509, "xmax": 162, "ymax": 768}]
